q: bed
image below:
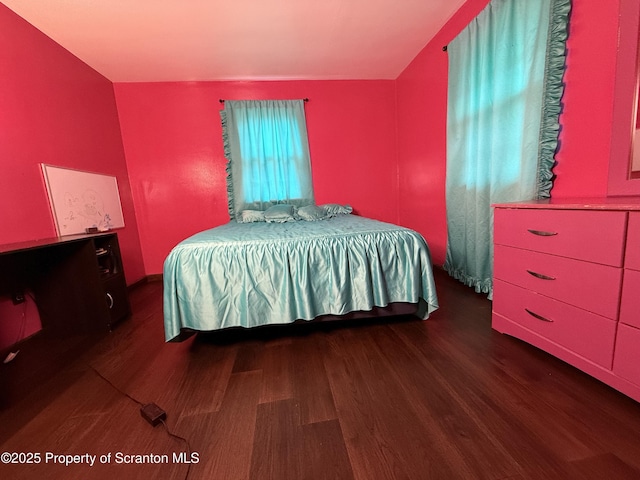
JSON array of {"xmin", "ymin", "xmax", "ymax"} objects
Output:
[{"xmin": 163, "ymin": 213, "xmax": 439, "ymax": 341}]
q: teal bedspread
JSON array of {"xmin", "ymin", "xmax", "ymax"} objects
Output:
[{"xmin": 163, "ymin": 215, "xmax": 438, "ymax": 341}]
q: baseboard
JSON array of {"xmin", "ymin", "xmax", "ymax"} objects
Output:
[
  {"xmin": 127, "ymin": 274, "xmax": 163, "ymax": 293},
  {"xmin": 127, "ymin": 277, "xmax": 147, "ymax": 292}
]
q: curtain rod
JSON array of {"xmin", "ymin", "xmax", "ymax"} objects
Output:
[{"xmin": 219, "ymin": 98, "xmax": 309, "ymax": 103}]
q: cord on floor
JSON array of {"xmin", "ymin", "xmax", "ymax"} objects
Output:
[{"xmin": 89, "ymin": 364, "xmax": 193, "ymax": 480}]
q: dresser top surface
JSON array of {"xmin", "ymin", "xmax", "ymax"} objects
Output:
[{"xmin": 493, "ymin": 196, "xmax": 640, "ymax": 210}]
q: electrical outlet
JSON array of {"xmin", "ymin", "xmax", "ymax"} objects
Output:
[{"xmin": 11, "ymin": 292, "xmax": 25, "ymax": 305}]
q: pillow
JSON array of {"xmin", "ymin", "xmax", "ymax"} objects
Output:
[
  {"xmin": 297, "ymin": 204, "xmax": 328, "ymax": 221},
  {"xmin": 238, "ymin": 209, "xmax": 265, "ymax": 223},
  {"xmin": 264, "ymin": 204, "xmax": 296, "ymax": 223},
  {"xmin": 321, "ymin": 203, "xmax": 353, "ymax": 217}
]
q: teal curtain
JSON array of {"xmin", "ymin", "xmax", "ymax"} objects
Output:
[
  {"xmin": 221, "ymin": 100, "xmax": 314, "ymax": 220},
  {"xmin": 444, "ymin": 0, "xmax": 570, "ymax": 295}
]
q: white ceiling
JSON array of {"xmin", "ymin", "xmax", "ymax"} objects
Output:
[{"xmin": 2, "ymin": 0, "xmax": 465, "ymax": 83}]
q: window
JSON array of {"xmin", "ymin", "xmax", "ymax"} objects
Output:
[{"xmin": 220, "ymin": 100, "xmax": 314, "ymax": 220}]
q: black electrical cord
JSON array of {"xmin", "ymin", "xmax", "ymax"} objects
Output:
[{"xmin": 89, "ymin": 364, "xmax": 192, "ymax": 480}]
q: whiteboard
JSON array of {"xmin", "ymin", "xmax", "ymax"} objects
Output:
[{"xmin": 41, "ymin": 164, "xmax": 125, "ymax": 236}]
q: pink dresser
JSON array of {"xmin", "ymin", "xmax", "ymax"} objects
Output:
[{"xmin": 492, "ymin": 198, "xmax": 640, "ymax": 403}]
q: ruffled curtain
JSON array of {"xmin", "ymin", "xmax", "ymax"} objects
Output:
[
  {"xmin": 221, "ymin": 100, "xmax": 314, "ymax": 221},
  {"xmin": 444, "ymin": 0, "xmax": 570, "ymax": 296}
]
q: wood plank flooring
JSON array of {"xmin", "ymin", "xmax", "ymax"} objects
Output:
[{"xmin": 1, "ymin": 268, "xmax": 640, "ymax": 479}]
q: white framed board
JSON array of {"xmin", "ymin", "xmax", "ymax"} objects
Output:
[{"xmin": 41, "ymin": 164, "xmax": 125, "ymax": 236}]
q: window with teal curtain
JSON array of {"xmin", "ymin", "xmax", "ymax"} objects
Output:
[
  {"xmin": 220, "ymin": 100, "xmax": 315, "ymax": 220},
  {"xmin": 444, "ymin": 0, "xmax": 570, "ymax": 296}
]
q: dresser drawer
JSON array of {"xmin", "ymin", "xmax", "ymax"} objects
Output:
[
  {"xmin": 620, "ymin": 268, "xmax": 640, "ymax": 329},
  {"xmin": 613, "ymin": 324, "xmax": 640, "ymax": 386},
  {"xmin": 494, "ymin": 208, "xmax": 626, "ymax": 266},
  {"xmin": 494, "ymin": 244, "xmax": 623, "ymax": 319},
  {"xmin": 626, "ymin": 212, "xmax": 640, "ymax": 270},
  {"xmin": 493, "ymin": 279, "xmax": 616, "ymax": 368}
]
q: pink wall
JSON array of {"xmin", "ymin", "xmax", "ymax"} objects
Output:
[
  {"xmin": 0, "ymin": 295, "xmax": 40, "ymax": 352},
  {"xmin": 552, "ymin": 0, "xmax": 621, "ymax": 197},
  {"xmin": 115, "ymin": 80, "xmax": 398, "ymax": 274},
  {"xmin": 0, "ymin": 4, "xmax": 144, "ymax": 283},
  {"xmin": 0, "ymin": 4, "xmax": 145, "ymax": 347},
  {"xmin": 396, "ymin": 0, "xmax": 626, "ymax": 266}
]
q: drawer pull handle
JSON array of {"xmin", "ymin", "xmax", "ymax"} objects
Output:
[
  {"xmin": 526, "ymin": 270, "xmax": 556, "ymax": 281},
  {"xmin": 525, "ymin": 308, "xmax": 554, "ymax": 323},
  {"xmin": 106, "ymin": 292, "xmax": 114, "ymax": 309},
  {"xmin": 527, "ymin": 229, "xmax": 558, "ymax": 237}
]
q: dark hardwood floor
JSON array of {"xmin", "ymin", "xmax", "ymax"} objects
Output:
[{"xmin": 1, "ymin": 268, "xmax": 640, "ymax": 479}]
